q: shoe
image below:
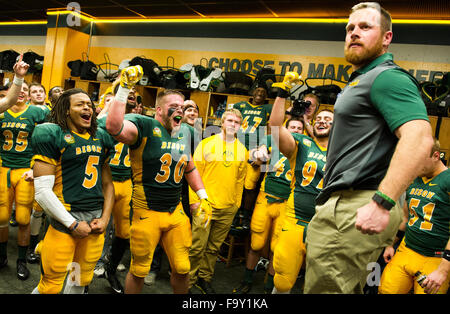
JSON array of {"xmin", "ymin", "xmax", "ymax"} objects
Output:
[
  {"xmin": 9, "ymin": 215, "xmax": 18, "ymax": 227},
  {"xmin": 195, "ymin": 278, "xmax": 216, "ymax": 294},
  {"xmin": 144, "ymin": 271, "xmax": 157, "ymax": 286},
  {"xmin": 232, "ymin": 281, "xmax": 252, "ymax": 294},
  {"xmin": 116, "ymin": 263, "xmax": 126, "ymax": 272},
  {"xmin": 17, "ymin": 260, "xmax": 30, "ymax": 280},
  {"xmin": 26, "ymin": 249, "xmax": 40, "ymax": 264},
  {"xmin": 0, "ymin": 256, "xmax": 7, "ymax": 269},
  {"xmin": 104, "ymin": 263, "xmax": 124, "ymax": 294},
  {"xmin": 94, "ymin": 265, "xmax": 105, "ymax": 278},
  {"xmin": 255, "ymin": 257, "xmax": 269, "ymax": 272}
]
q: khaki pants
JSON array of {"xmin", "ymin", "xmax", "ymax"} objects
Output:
[
  {"xmin": 304, "ymin": 190, "xmax": 402, "ymax": 294},
  {"xmin": 189, "ymin": 204, "xmax": 238, "ymax": 286}
]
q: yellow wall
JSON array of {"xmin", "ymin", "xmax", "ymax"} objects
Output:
[
  {"xmin": 41, "ymin": 28, "xmax": 90, "ymax": 92},
  {"xmin": 89, "ymin": 45, "xmax": 450, "ymax": 88}
]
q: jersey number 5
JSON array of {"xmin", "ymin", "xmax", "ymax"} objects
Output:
[{"xmin": 83, "ymin": 155, "xmax": 100, "ymax": 189}]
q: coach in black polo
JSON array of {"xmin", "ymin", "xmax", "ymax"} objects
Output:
[{"xmin": 304, "ymin": 2, "xmax": 434, "ymax": 294}]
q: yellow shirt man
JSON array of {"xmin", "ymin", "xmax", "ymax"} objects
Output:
[{"xmin": 188, "ymin": 109, "xmax": 248, "ymax": 294}]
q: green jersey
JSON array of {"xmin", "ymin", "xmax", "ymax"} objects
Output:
[
  {"xmin": 260, "ymin": 135, "xmax": 292, "ymax": 200},
  {"xmin": 0, "ymin": 105, "xmax": 49, "ymax": 168},
  {"xmin": 32, "ymin": 123, "xmax": 114, "ymax": 212},
  {"xmin": 405, "ymin": 169, "xmax": 450, "ymax": 257},
  {"xmin": 233, "ymin": 101, "xmax": 272, "ymax": 150},
  {"xmin": 286, "ymin": 133, "xmax": 327, "ymax": 222},
  {"xmin": 126, "ymin": 114, "xmax": 194, "ymax": 213},
  {"xmin": 98, "ymin": 116, "xmax": 131, "ymax": 181}
]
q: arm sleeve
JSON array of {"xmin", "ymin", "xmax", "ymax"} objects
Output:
[
  {"xmin": 371, "ymin": 69, "xmax": 429, "ymax": 132},
  {"xmin": 34, "ymin": 175, "xmax": 76, "ymax": 228}
]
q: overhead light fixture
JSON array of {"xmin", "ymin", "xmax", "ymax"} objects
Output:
[
  {"xmin": 2, "ymin": 11, "xmax": 448, "ymax": 26},
  {"xmin": 0, "ymin": 21, "xmax": 47, "ymax": 25}
]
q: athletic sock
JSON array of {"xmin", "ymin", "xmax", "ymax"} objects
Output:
[
  {"xmin": 264, "ymin": 273, "xmax": 274, "ymax": 293},
  {"xmin": 109, "ymin": 236, "xmax": 129, "ymax": 270},
  {"xmin": 0, "ymin": 242, "xmax": 7, "ymax": 259},
  {"xmin": 18, "ymin": 245, "xmax": 28, "ymax": 261},
  {"xmin": 243, "ymin": 267, "xmax": 255, "ymax": 283},
  {"xmin": 29, "ymin": 235, "xmax": 39, "ymax": 251}
]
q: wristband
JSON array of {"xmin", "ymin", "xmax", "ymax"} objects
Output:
[
  {"xmin": 70, "ymin": 221, "xmax": 79, "ymax": 231},
  {"xmin": 372, "ymin": 191, "xmax": 395, "ymax": 211},
  {"xmin": 251, "ymin": 149, "xmax": 258, "ymax": 160},
  {"xmin": 13, "ymin": 75, "xmax": 24, "ymax": 86},
  {"xmin": 277, "ymin": 88, "xmax": 290, "ymax": 99},
  {"xmin": 443, "ymin": 250, "xmax": 450, "ymax": 262},
  {"xmin": 115, "ymin": 86, "xmax": 130, "ymax": 104},
  {"xmin": 196, "ymin": 189, "xmax": 208, "ymax": 200}
]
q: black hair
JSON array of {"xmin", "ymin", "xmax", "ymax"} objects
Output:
[{"xmin": 50, "ymin": 88, "xmax": 97, "ymax": 137}]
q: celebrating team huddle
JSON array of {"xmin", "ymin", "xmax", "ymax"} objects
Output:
[{"xmin": 0, "ymin": 2, "xmax": 449, "ymax": 295}]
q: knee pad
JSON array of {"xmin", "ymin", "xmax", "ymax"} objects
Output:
[
  {"xmin": 250, "ymin": 232, "xmax": 265, "ymax": 252},
  {"xmin": 38, "ymin": 279, "xmax": 64, "ymax": 294},
  {"xmin": 0, "ymin": 212, "xmax": 9, "ymax": 227},
  {"xmin": 274, "ymin": 273, "xmax": 295, "ymax": 293},
  {"xmin": 172, "ymin": 259, "xmax": 190, "ymax": 275},
  {"xmin": 15, "ymin": 206, "xmax": 31, "ymax": 225}
]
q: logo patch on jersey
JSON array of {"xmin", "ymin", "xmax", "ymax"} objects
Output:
[
  {"xmin": 349, "ymin": 80, "xmax": 360, "ymax": 87},
  {"xmin": 153, "ymin": 127, "xmax": 162, "ymax": 137},
  {"xmin": 302, "ymin": 139, "xmax": 312, "ymax": 147},
  {"xmin": 64, "ymin": 134, "xmax": 75, "ymax": 144}
]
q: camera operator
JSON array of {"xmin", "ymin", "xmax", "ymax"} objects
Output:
[
  {"xmin": 285, "ymin": 93, "xmax": 319, "ymax": 139},
  {"xmin": 300, "ymin": 93, "xmax": 320, "ymax": 138}
]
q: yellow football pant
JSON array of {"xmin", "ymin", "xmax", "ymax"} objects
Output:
[
  {"xmin": 129, "ymin": 203, "xmax": 192, "ymax": 278},
  {"xmin": 250, "ymin": 191, "xmax": 285, "ymax": 252},
  {"xmin": 112, "ymin": 179, "xmax": 132, "ymax": 239},
  {"xmin": 379, "ymin": 240, "xmax": 450, "ymax": 294},
  {"xmin": 0, "ymin": 167, "xmax": 34, "ymax": 226},
  {"xmin": 37, "ymin": 225, "xmax": 104, "ymax": 294},
  {"xmin": 273, "ymin": 217, "xmax": 307, "ymax": 292}
]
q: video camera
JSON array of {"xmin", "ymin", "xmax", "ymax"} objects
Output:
[{"xmin": 288, "ymin": 97, "xmax": 311, "ymax": 117}]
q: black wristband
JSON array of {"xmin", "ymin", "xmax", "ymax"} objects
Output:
[
  {"xmin": 372, "ymin": 193, "xmax": 394, "ymax": 210},
  {"xmin": 443, "ymin": 250, "xmax": 450, "ymax": 262},
  {"xmin": 277, "ymin": 88, "xmax": 290, "ymax": 99}
]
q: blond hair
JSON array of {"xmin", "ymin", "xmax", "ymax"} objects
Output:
[
  {"xmin": 221, "ymin": 109, "xmax": 243, "ymax": 125},
  {"xmin": 351, "ymin": 2, "xmax": 392, "ymax": 33},
  {"xmin": 155, "ymin": 89, "xmax": 185, "ymax": 109}
]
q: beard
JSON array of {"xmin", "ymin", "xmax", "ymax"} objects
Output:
[
  {"xmin": 313, "ymin": 128, "xmax": 330, "ymax": 139},
  {"xmin": 345, "ymin": 36, "xmax": 384, "ymax": 67}
]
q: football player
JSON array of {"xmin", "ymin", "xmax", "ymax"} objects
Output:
[
  {"xmin": 106, "ymin": 65, "xmax": 212, "ymax": 294},
  {"xmin": 269, "ymin": 72, "xmax": 333, "ymax": 293},
  {"xmin": 0, "ymin": 55, "xmax": 49, "ymax": 281},
  {"xmin": 233, "ymin": 117, "xmax": 304, "ymax": 294},
  {"xmin": 379, "ymin": 138, "xmax": 450, "ymax": 294},
  {"xmin": 31, "ymin": 88, "xmax": 115, "ymax": 294},
  {"xmin": 96, "ymin": 82, "xmax": 135, "ymax": 294}
]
